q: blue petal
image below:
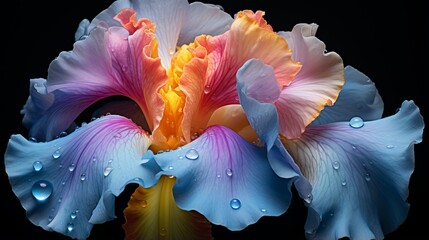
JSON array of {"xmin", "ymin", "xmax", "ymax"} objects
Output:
[
  {"xmin": 4, "ymin": 115, "xmax": 160, "ymax": 239},
  {"xmin": 282, "ymin": 101, "xmax": 424, "ymax": 239},
  {"xmin": 236, "ymin": 58, "xmax": 312, "ymax": 198},
  {"xmin": 153, "ymin": 125, "xmax": 293, "ymax": 231},
  {"xmin": 311, "ymin": 65, "xmax": 384, "ymax": 125}
]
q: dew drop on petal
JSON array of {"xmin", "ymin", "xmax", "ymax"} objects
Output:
[
  {"xmin": 349, "ymin": 116, "xmax": 364, "ymax": 128},
  {"xmin": 341, "ymin": 180, "xmax": 347, "ymax": 186},
  {"xmin": 33, "ymin": 161, "xmax": 43, "ymax": 172},
  {"xmin": 68, "ymin": 163, "xmax": 75, "ymax": 172},
  {"xmin": 365, "ymin": 172, "xmax": 371, "ymax": 181},
  {"xmin": 80, "ymin": 173, "xmax": 86, "ymax": 181},
  {"xmin": 168, "ymin": 48, "xmax": 175, "ymax": 55},
  {"xmin": 52, "ymin": 149, "xmax": 62, "ymax": 159},
  {"xmin": 141, "ymin": 200, "xmax": 147, "ymax": 208},
  {"xmin": 70, "ymin": 211, "xmax": 77, "ymax": 219},
  {"xmin": 29, "ymin": 137, "xmax": 38, "ymax": 142},
  {"xmin": 226, "ymin": 168, "xmax": 233, "ymax": 177},
  {"xmin": 168, "ymin": 165, "xmax": 174, "ymax": 170},
  {"xmin": 260, "ymin": 208, "xmax": 267, "ymax": 213},
  {"xmin": 185, "ymin": 149, "xmax": 199, "ymax": 160},
  {"xmin": 160, "ymin": 227, "xmax": 167, "ymax": 237},
  {"xmin": 67, "ymin": 223, "xmax": 74, "ymax": 232},
  {"xmin": 31, "ymin": 180, "xmax": 53, "ymax": 202},
  {"xmin": 386, "ymin": 145, "xmax": 395, "ymax": 149},
  {"xmin": 332, "ymin": 161, "xmax": 340, "ymax": 170},
  {"xmin": 103, "ymin": 166, "xmax": 113, "ymax": 177},
  {"xmin": 304, "ymin": 193, "xmax": 313, "ymax": 204},
  {"xmin": 58, "ymin": 131, "xmax": 68, "ymax": 138},
  {"xmin": 204, "ymin": 85, "xmax": 211, "ymax": 94},
  {"xmin": 230, "ymin": 198, "xmax": 241, "ymax": 210}
]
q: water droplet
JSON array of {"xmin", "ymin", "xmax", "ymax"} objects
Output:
[
  {"xmin": 204, "ymin": 85, "xmax": 211, "ymax": 94},
  {"xmin": 168, "ymin": 165, "xmax": 174, "ymax": 170},
  {"xmin": 230, "ymin": 198, "xmax": 241, "ymax": 210},
  {"xmin": 352, "ymin": 145, "xmax": 357, "ymax": 150},
  {"xmin": 260, "ymin": 208, "xmax": 267, "ymax": 213},
  {"xmin": 216, "ymin": 174, "xmax": 221, "ymax": 179},
  {"xmin": 160, "ymin": 227, "xmax": 167, "ymax": 237},
  {"xmin": 168, "ymin": 48, "xmax": 175, "ymax": 55},
  {"xmin": 365, "ymin": 172, "xmax": 371, "ymax": 181},
  {"xmin": 304, "ymin": 193, "xmax": 313, "ymax": 204},
  {"xmin": 168, "ymin": 175, "xmax": 175, "ymax": 178},
  {"xmin": 341, "ymin": 180, "xmax": 347, "ymax": 186},
  {"xmin": 33, "ymin": 161, "xmax": 43, "ymax": 172},
  {"xmin": 141, "ymin": 157, "xmax": 150, "ymax": 164},
  {"xmin": 226, "ymin": 168, "xmax": 233, "ymax": 177},
  {"xmin": 178, "ymin": 155, "xmax": 184, "ymax": 160},
  {"xmin": 67, "ymin": 223, "xmax": 74, "ymax": 232},
  {"xmin": 58, "ymin": 131, "xmax": 68, "ymax": 138},
  {"xmin": 330, "ymin": 212, "xmax": 334, "ymax": 217},
  {"xmin": 29, "ymin": 137, "xmax": 38, "ymax": 142},
  {"xmin": 332, "ymin": 161, "xmax": 340, "ymax": 170},
  {"xmin": 48, "ymin": 216, "xmax": 53, "ymax": 222},
  {"xmin": 386, "ymin": 145, "xmax": 395, "ymax": 149},
  {"xmin": 52, "ymin": 149, "xmax": 62, "ymax": 159},
  {"xmin": 58, "ymin": 197, "xmax": 62, "ymax": 203},
  {"xmin": 70, "ymin": 211, "xmax": 77, "ymax": 219},
  {"xmin": 141, "ymin": 200, "xmax": 147, "ymax": 208},
  {"xmin": 121, "ymin": 65, "xmax": 128, "ymax": 72},
  {"xmin": 185, "ymin": 149, "xmax": 199, "ymax": 160},
  {"xmin": 108, "ymin": 159, "xmax": 113, "ymax": 163},
  {"xmin": 31, "ymin": 180, "xmax": 53, "ymax": 202},
  {"xmin": 103, "ymin": 166, "xmax": 113, "ymax": 177},
  {"xmin": 80, "ymin": 173, "xmax": 86, "ymax": 181},
  {"xmin": 92, "ymin": 156, "xmax": 97, "ymax": 162},
  {"xmin": 68, "ymin": 163, "xmax": 75, "ymax": 172},
  {"xmin": 61, "ymin": 181, "xmax": 66, "ymax": 185},
  {"xmin": 349, "ymin": 116, "xmax": 364, "ymax": 128}
]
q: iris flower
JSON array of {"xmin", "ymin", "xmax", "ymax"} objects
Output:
[{"xmin": 4, "ymin": 0, "xmax": 424, "ymax": 239}]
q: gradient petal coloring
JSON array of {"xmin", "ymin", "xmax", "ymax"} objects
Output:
[
  {"xmin": 276, "ymin": 23, "xmax": 344, "ymax": 138},
  {"xmin": 311, "ymin": 65, "xmax": 384, "ymax": 126},
  {"xmin": 87, "ymin": 0, "xmax": 233, "ymax": 69},
  {"xmin": 282, "ymin": 100, "xmax": 424, "ymax": 239},
  {"xmin": 4, "ymin": 115, "xmax": 159, "ymax": 239},
  {"xmin": 236, "ymin": 58, "xmax": 312, "ymax": 200},
  {"xmin": 123, "ymin": 176, "xmax": 213, "ymax": 240},
  {"xmin": 27, "ymin": 17, "xmax": 166, "ymax": 141},
  {"xmin": 153, "ymin": 125, "xmax": 293, "ymax": 231}
]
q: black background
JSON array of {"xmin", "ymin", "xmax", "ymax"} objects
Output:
[{"xmin": 1, "ymin": 0, "xmax": 427, "ymax": 239}]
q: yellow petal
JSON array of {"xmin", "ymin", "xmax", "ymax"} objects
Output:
[{"xmin": 123, "ymin": 176, "xmax": 213, "ymax": 240}]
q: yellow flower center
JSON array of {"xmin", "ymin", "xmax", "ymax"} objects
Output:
[{"xmin": 152, "ymin": 42, "xmax": 198, "ymax": 152}]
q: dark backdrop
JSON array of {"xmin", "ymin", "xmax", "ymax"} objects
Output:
[{"xmin": 1, "ymin": 0, "xmax": 427, "ymax": 239}]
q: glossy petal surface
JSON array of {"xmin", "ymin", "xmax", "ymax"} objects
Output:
[
  {"xmin": 282, "ymin": 101, "xmax": 424, "ymax": 239},
  {"xmin": 5, "ymin": 115, "xmax": 159, "ymax": 239},
  {"xmin": 153, "ymin": 126, "xmax": 293, "ymax": 230}
]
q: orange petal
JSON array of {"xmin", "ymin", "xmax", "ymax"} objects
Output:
[{"xmin": 123, "ymin": 176, "xmax": 213, "ymax": 240}]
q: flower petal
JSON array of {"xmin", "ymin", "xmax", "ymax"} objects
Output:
[
  {"xmin": 282, "ymin": 100, "xmax": 424, "ymax": 239},
  {"xmin": 179, "ymin": 10, "xmax": 301, "ymax": 138},
  {"xmin": 21, "ymin": 78, "xmax": 54, "ymax": 132},
  {"xmin": 311, "ymin": 65, "xmax": 384, "ymax": 125},
  {"xmin": 178, "ymin": 2, "xmax": 233, "ymax": 45},
  {"xmin": 88, "ymin": 0, "xmax": 232, "ymax": 70},
  {"xmin": 276, "ymin": 23, "xmax": 344, "ymax": 138},
  {"xmin": 236, "ymin": 59, "xmax": 312, "ymax": 199},
  {"xmin": 4, "ymin": 115, "xmax": 160, "ymax": 239},
  {"xmin": 123, "ymin": 176, "xmax": 213, "ymax": 240},
  {"xmin": 153, "ymin": 125, "xmax": 293, "ymax": 231},
  {"xmin": 28, "ymin": 22, "xmax": 166, "ymax": 141}
]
